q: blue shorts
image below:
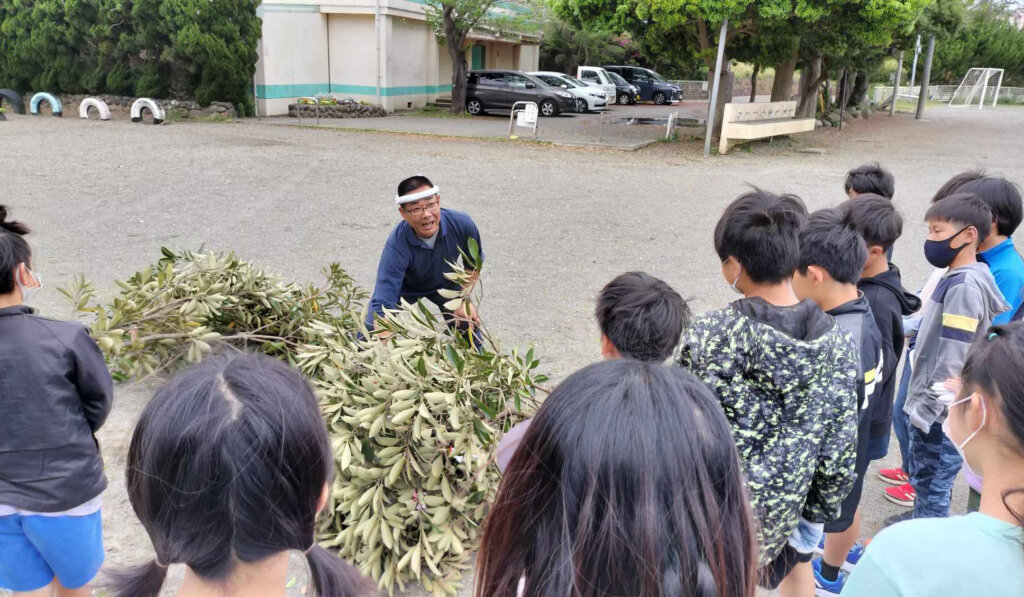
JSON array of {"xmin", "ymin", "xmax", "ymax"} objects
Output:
[{"xmin": 0, "ymin": 510, "xmax": 104, "ymax": 591}]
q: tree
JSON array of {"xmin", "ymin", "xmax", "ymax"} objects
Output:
[
  {"xmin": 425, "ymin": 0, "xmax": 529, "ymax": 114},
  {"xmin": 538, "ymin": 15, "xmax": 625, "ymax": 74},
  {"xmin": 932, "ymin": 1, "xmax": 1024, "ymax": 85}
]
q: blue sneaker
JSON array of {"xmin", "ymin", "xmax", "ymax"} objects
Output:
[
  {"xmin": 812, "ymin": 538, "xmax": 865, "ymax": 572},
  {"xmin": 813, "ymin": 556, "xmax": 848, "ymax": 596}
]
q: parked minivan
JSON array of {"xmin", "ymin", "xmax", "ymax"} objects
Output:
[
  {"xmin": 576, "ymin": 66, "xmax": 618, "ymax": 103},
  {"xmin": 466, "ymin": 70, "xmax": 577, "ymax": 117},
  {"xmin": 602, "ymin": 66, "xmax": 681, "ymax": 105}
]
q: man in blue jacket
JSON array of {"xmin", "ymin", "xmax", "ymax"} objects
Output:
[{"xmin": 366, "ymin": 175, "xmax": 483, "ymax": 334}]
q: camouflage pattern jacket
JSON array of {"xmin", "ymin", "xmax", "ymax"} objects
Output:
[{"xmin": 678, "ymin": 298, "xmax": 858, "ymax": 565}]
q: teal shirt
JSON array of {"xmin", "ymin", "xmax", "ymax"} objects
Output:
[
  {"xmin": 979, "ymin": 238, "xmax": 1024, "ymax": 325},
  {"xmin": 845, "ymin": 513, "xmax": 1024, "ymax": 597}
]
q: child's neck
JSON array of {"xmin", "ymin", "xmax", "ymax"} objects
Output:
[
  {"xmin": 978, "ymin": 453, "xmax": 1024, "ymax": 527},
  {"xmin": 178, "ymin": 551, "xmax": 290, "ymax": 597},
  {"xmin": 949, "ymin": 246, "xmax": 979, "ymax": 270},
  {"xmin": 0, "ymin": 293, "xmax": 22, "ymax": 309},
  {"xmin": 862, "ymin": 257, "xmax": 889, "ymax": 279},
  {"xmin": 745, "ymin": 281, "xmax": 799, "ymax": 307},
  {"xmin": 979, "ymin": 234, "xmax": 1009, "ymax": 253},
  {"xmin": 818, "ymin": 284, "xmax": 860, "ymax": 313}
]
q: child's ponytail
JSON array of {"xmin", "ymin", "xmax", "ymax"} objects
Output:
[
  {"xmin": 0, "ymin": 205, "xmax": 30, "ymax": 236},
  {"xmin": 305, "ymin": 544, "xmax": 371, "ymax": 597},
  {"xmin": 103, "ymin": 559, "xmax": 168, "ymax": 597}
]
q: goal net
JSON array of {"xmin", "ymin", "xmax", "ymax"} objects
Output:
[{"xmin": 949, "ymin": 68, "xmax": 1004, "ymax": 108}]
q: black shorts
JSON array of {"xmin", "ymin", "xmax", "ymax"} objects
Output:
[
  {"xmin": 759, "ymin": 543, "xmax": 814, "ymax": 589},
  {"xmin": 825, "ymin": 414, "xmax": 872, "ymax": 533}
]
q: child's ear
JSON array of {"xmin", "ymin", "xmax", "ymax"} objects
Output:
[
  {"xmin": 869, "ymin": 245, "xmax": 885, "ymax": 260},
  {"xmin": 600, "ymin": 335, "xmax": 620, "ymax": 360},
  {"xmin": 809, "ymin": 265, "xmax": 827, "ymax": 285}
]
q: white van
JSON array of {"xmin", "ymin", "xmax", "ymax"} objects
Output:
[{"xmin": 576, "ymin": 67, "xmax": 617, "ymax": 104}]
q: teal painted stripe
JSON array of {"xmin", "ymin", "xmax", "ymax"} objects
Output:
[
  {"xmin": 257, "ymin": 83, "xmax": 453, "ymax": 99},
  {"xmin": 257, "ymin": 3, "xmax": 319, "ymax": 15}
]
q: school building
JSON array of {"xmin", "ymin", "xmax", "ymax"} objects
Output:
[{"xmin": 254, "ymin": 1, "xmax": 541, "ymax": 115}]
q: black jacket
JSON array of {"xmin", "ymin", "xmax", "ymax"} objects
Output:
[
  {"xmin": 858, "ymin": 265, "xmax": 921, "ymax": 441},
  {"xmin": 0, "ymin": 305, "xmax": 113, "ymax": 511}
]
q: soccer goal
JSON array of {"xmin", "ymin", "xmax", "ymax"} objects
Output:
[{"xmin": 949, "ymin": 68, "xmax": 1004, "ymax": 108}]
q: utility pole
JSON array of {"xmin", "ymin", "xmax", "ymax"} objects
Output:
[
  {"xmin": 916, "ymin": 35, "xmax": 936, "ymax": 120},
  {"xmin": 909, "ymin": 35, "xmax": 921, "ymax": 89},
  {"xmin": 704, "ymin": 19, "xmax": 729, "ymax": 158},
  {"xmin": 890, "ymin": 51, "xmax": 903, "ymax": 116}
]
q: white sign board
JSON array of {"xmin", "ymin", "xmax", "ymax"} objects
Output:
[{"xmin": 516, "ymin": 103, "xmax": 538, "ymax": 126}]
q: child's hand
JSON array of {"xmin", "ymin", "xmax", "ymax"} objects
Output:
[{"xmin": 943, "ymin": 377, "xmax": 963, "ymax": 396}]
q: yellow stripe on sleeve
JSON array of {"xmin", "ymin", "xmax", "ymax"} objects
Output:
[
  {"xmin": 864, "ymin": 369, "xmax": 876, "ymax": 384},
  {"xmin": 943, "ymin": 313, "xmax": 979, "ymax": 333}
]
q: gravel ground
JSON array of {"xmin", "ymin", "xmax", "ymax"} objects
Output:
[{"xmin": 1, "ymin": 105, "xmax": 1022, "ymax": 596}]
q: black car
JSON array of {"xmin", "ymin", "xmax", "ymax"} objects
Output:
[
  {"xmin": 602, "ymin": 66, "xmax": 682, "ymax": 105},
  {"xmin": 606, "ymin": 70, "xmax": 640, "ymax": 105},
  {"xmin": 465, "ymin": 70, "xmax": 577, "ymax": 117}
]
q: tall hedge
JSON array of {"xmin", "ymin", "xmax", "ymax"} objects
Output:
[{"xmin": 0, "ymin": 0, "xmax": 261, "ymax": 110}]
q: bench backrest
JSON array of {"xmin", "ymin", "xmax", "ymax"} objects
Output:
[{"xmin": 723, "ymin": 101, "xmax": 798, "ymax": 124}]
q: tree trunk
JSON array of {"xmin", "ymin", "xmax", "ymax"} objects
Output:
[
  {"xmin": 850, "ymin": 72, "xmax": 869, "ymax": 108},
  {"xmin": 796, "ymin": 56, "xmax": 824, "ymax": 118},
  {"xmin": 444, "ymin": 9, "xmax": 467, "ymax": 115},
  {"xmin": 771, "ymin": 57, "xmax": 797, "ymax": 101},
  {"xmin": 749, "ymin": 64, "xmax": 759, "ymax": 103}
]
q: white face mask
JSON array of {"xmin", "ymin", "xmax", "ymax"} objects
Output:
[
  {"xmin": 942, "ymin": 393, "xmax": 987, "ymax": 464},
  {"xmin": 723, "ymin": 259, "xmax": 743, "ymax": 295},
  {"xmin": 17, "ymin": 267, "xmax": 43, "ymax": 303}
]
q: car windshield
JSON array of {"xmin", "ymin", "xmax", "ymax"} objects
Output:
[
  {"xmin": 646, "ymin": 69, "xmax": 669, "ymax": 83},
  {"xmin": 608, "ymin": 72, "xmax": 629, "ymax": 86},
  {"xmin": 563, "ymin": 76, "xmax": 588, "ymax": 88}
]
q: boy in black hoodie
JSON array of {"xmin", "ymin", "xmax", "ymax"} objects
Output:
[
  {"xmin": 792, "ymin": 207, "xmax": 884, "ymax": 595},
  {"xmin": 842, "ymin": 196, "xmax": 921, "ymax": 465},
  {"xmin": 678, "ymin": 190, "xmax": 857, "ymax": 596}
]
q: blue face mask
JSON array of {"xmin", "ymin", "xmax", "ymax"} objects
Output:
[{"xmin": 924, "ymin": 226, "xmax": 970, "ymax": 268}]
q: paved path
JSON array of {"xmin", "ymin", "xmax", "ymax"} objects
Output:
[{"xmin": 256, "ymin": 101, "xmax": 709, "ymax": 149}]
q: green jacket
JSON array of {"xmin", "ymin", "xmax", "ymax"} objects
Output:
[{"xmin": 678, "ymin": 298, "xmax": 858, "ymax": 564}]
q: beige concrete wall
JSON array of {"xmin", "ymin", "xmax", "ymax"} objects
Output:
[
  {"xmin": 519, "ymin": 44, "xmax": 540, "ymax": 71},
  {"xmin": 327, "ymin": 14, "xmax": 380, "ymax": 103},
  {"xmin": 255, "ymin": 8, "xmax": 330, "ymax": 115},
  {"xmin": 486, "ymin": 41, "xmax": 516, "ymax": 71}
]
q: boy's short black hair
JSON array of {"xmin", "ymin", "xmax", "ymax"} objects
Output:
[
  {"xmin": 798, "ymin": 208, "xmax": 868, "ymax": 285},
  {"xmin": 397, "ymin": 175, "xmax": 434, "ymax": 198},
  {"xmin": 924, "ymin": 192, "xmax": 993, "ymax": 246},
  {"xmin": 845, "ymin": 163, "xmax": 895, "ymax": 199},
  {"xmin": 714, "ymin": 188, "xmax": 808, "ymax": 284},
  {"xmin": 596, "ymin": 271, "xmax": 691, "ymax": 362},
  {"xmin": 931, "ymin": 170, "xmax": 984, "ymax": 203},
  {"xmin": 0, "ymin": 205, "xmax": 32, "ymax": 295},
  {"xmin": 955, "ymin": 176, "xmax": 1023, "ymax": 237},
  {"xmin": 841, "ymin": 195, "xmax": 903, "ymax": 250}
]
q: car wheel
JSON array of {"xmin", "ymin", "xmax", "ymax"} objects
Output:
[
  {"xmin": 466, "ymin": 98, "xmax": 484, "ymax": 115},
  {"xmin": 617, "ymin": 93, "xmax": 630, "ymax": 105},
  {"xmin": 540, "ymin": 99, "xmax": 558, "ymax": 117},
  {"xmin": 653, "ymin": 91, "xmax": 667, "ymax": 105},
  {"xmin": 575, "ymin": 98, "xmax": 587, "ymax": 113}
]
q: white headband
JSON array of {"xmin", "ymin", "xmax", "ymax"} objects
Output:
[{"xmin": 396, "ymin": 186, "xmax": 439, "ymax": 205}]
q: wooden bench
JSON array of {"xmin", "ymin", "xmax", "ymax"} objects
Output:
[{"xmin": 719, "ymin": 101, "xmax": 816, "ymax": 154}]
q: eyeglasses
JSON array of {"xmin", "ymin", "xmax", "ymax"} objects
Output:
[{"xmin": 403, "ymin": 197, "xmax": 439, "ymax": 216}]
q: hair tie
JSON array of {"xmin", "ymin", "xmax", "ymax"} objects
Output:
[
  {"xmin": 304, "ymin": 541, "xmax": 316, "ymax": 554},
  {"xmin": 988, "ymin": 331, "xmax": 999, "ymax": 341},
  {"xmin": 154, "ymin": 557, "xmax": 169, "ymax": 569}
]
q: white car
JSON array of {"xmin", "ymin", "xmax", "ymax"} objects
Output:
[
  {"xmin": 529, "ymin": 71, "xmax": 608, "ymax": 112},
  {"xmin": 576, "ymin": 66, "xmax": 618, "ymax": 105}
]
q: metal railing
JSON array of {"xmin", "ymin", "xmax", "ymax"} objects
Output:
[{"xmin": 296, "ymin": 96, "xmax": 320, "ymax": 124}]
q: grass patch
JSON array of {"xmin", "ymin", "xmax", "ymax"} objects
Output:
[{"xmin": 204, "ymin": 113, "xmax": 235, "ymax": 123}]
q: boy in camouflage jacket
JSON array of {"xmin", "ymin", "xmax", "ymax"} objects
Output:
[{"xmin": 678, "ymin": 189, "xmax": 858, "ymax": 595}]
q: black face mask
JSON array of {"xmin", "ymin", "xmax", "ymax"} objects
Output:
[{"xmin": 924, "ymin": 226, "xmax": 971, "ymax": 268}]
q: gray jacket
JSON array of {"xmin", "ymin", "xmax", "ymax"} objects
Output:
[
  {"xmin": 904, "ymin": 263, "xmax": 1009, "ymax": 432},
  {"xmin": 0, "ymin": 305, "xmax": 113, "ymax": 512}
]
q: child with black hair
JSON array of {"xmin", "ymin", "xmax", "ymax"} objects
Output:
[
  {"xmin": 0, "ymin": 206, "xmax": 113, "ymax": 597},
  {"xmin": 845, "ymin": 163, "xmax": 895, "ymax": 200},
  {"xmin": 678, "ymin": 189, "xmax": 858, "ymax": 597},
  {"xmin": 791, "ymin": 208, "xmax": 884, "ymax": 595},
  {"xmin": 839, "ymin": 196, "xmax": 922, "ymax": 517},
  {"xmin": 495, "ymin": 271, "xmax": 689, "ymax": 472},
  {"xmin": 105, "ymin": 354, "xmax": 368, "ymax": 597},
  {"xmin": 846, "ymin": 323, "xmax": 1024, "ymax": 597},
  {"xmin": 904, "ymin": 193, "xmax": 1010, "ymax": 520}
]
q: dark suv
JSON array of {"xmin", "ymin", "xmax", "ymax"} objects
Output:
[
  {"xmin": 466, "ymin": 70, "xmax": 577, "ymax": 117},
  {"xmin": 602, "ymin": 66, "xmax": 681, "ymax": 105}
]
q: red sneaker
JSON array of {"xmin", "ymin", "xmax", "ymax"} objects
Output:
[
  {"xmin": 878, "ymin": 467, "xmax": 909, "ymax": 485},
  {"xmin": 884, "ymin": 482, "xmax": 916, "ymax": 507}
]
